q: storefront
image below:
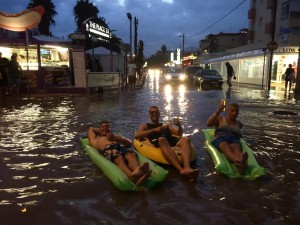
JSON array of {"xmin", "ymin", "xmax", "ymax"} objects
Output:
[
  {"xmin": 0, "ymin": 6, "xmax": 120, "ymax": 93},
  {"xmin": 203, "ymin": 46, "xmax": 299, "ymax": 88},
  {"xmin": 82, "ymin": 17, "xmax": 121, "ymax": 90},
  {"xmin": 0, "ymin": 36, "xmax": 74, "ymax": 90},
  {"xmin": 0, "ymin": 6, "xmax": 79, "ymax": 92}
]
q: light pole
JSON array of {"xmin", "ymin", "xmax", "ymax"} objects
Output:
[
  {"xmin": 134, "ymin": 17, "xmax": 138, "ymax": 58},
  {"xmin": 267, "ymin": 0, "xmax": 277, "ymax": 90},
  {"xmin": 295, "ymin": 48, "xmax": 300, "ymax": 94},
  {"xmin": 179, "ymin": 34, "xmax": 185, "ymax": 66},
  {"xmin": 262, "ymin": 48, "xmax": 267, "ymax": 89},
  {"xmin": 127, "ymin": 13, "xmax": 132, "ymax": 61}
]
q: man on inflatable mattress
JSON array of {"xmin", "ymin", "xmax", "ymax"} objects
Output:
[{"xmin": 135, "ymin": 106, "xmax": 199, "ymax": 181}]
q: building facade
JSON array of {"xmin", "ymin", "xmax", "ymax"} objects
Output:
[
  {"xmin": 200, "ymin": 0, "xmax": 300, "ymax": 90},
  {"xmin": 199, "ymin": 31, "xmax": 248, "ymax": 53},
  {"xmin": 248, "ymin": 0, "xmax": 300, "ymax": 46}
]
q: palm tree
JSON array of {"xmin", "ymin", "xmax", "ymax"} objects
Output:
[
  {"xmin": 73, "ymin": 1, "xmax": 121, "ymax": 53},
  {"xmin": 161, "ymin": 44, "xmax": 167, "ymax": 54},
  {"xmin": 27, "ymin": 0, "xmax": 57, "ymax": 36},
  {"xmin": 109, "ymin": 33, "xmax": 122, "ymax": 53},
  {"xmin": 73, "ymin": 0, "xmax": 99, "ymax": 31},
  {"xmin": 99, "ymin": 17, "xmax": 122, "ymax": 53}
]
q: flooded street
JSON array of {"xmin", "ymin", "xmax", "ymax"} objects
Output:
[{"xmin": 0, "ymin": 73, "xmax": 299, "ymax": 225}]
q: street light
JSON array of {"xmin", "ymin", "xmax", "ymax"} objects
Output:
[
  {"xmin": 267, "ymin": 0, "xmax": 277, "ymax": 90},
  {"xmin": 179, "ymin": 34, "xmax": 185, "ymax": 66},
  {"xmin": 127, "ymin": 13, "xmax": 132, "ymax": 61},
  {"xmin": 134, "ymin": 17, "xmax": 138, "ymax": 57}
]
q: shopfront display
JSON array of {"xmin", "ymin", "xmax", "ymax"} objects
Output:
[
  {"xmin": 205, "ymin": 47, "xmax": 299, "ymax": 87},
  {"xmin": 0, "ymin": 44, "xmax": 69, "ymax": 70},
  {"xmin": 0, "ymin": 41, "xmax": 72, "ymax": 88}
]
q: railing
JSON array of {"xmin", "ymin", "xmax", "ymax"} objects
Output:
[{"xmin": 87, "ymin": 72, "xmax": 120, "ymax": 91}]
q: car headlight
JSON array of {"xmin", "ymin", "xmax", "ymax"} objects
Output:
[
  {"xmin": 179, "ymin": 74, "xmax": 186, "ymax": 81},
  {"xmin": 165, "ymin": 75, "xmax": 171, "ymax": 80}
]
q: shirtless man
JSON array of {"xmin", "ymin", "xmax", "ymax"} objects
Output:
[
  {"xmin": 88, "ymin": 121, "xmax": 151, "ymax": 186},
  {"xmin": 135, "ymin": 106, "xmax": 199, "ymax": 181}
]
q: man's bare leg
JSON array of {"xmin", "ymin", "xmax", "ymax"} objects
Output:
[
  {"xmin": 176, "ymin": 137, "xmax": 199, "ymax": 180},
  {"xmin": 159, "ymin": 137, "xmax": 199, "ymax": 181}
]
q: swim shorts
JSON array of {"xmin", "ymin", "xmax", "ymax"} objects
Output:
[
  {"xmin": 101, "ymin": 143, "xmax": 134, "ymax": 162},
  {"xmin": 211, "ymin": 134, "xmax": 241, "ymax": 149}
]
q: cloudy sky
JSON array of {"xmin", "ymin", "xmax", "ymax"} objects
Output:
[{"xmin": 0, "ymin": 0, "xmax": 249, "ymax": 57}]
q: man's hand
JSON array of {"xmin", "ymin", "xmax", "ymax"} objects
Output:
[
  {"xmin": 159, "ymin": 124, "xmax": 168, "ymax": 134},
  {"xmin": 107, "ymin": 133, "xmax": 115, "ymax": 141},
  {"xmin": 172, "ymin": 118, "xmax": 181, "ymax": 126}
]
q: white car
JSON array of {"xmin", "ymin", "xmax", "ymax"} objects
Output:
[{"xmin": 163, "ymin": 68, "xmax": 187, "ymax": 83}]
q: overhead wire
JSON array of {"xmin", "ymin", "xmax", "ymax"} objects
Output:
[{"xmin": 186, "ymin": 0, "xmax": 247, "ymax": 38}]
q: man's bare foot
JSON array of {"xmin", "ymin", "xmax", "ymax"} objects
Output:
[
  {"xmin": 234, "ymin": 161, "xmax": 245, "ymax": 174},
  {"xmin": 242, "ymin": 152, "xmax": 248, "ymax": 165},
  {"xmin": 135, "ymin": 170, "xmax": 152, "ymax": 186},
  {"xmin": 234, "ymin": 152, "xmax": 248, "ymax": 175},
  {"xmin": 237, "ymin": 152, "xmax": 248, "ymax": 174},
  {"xmin": 180, "ymin": 168, "xmax": 200, "ymax": 181},
  {"xmin": 131, "ymin": 162, "xmax": 149, "ymax": 181}
]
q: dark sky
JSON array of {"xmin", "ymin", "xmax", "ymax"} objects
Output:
[{"xmin": 0, "ymin": 0, "xmax": 249, "ymax": 57}]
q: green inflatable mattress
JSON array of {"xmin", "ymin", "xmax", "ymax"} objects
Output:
[{"xmin": 202, "ymin": 128, "xmax": 266, "ymax": 180}]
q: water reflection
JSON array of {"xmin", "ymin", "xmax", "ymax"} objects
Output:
[
  {"xmin": 195, "ymin": 84, "xmax": 223, "ymax": 92},
  {"xmin": 0, "ymin": 99, "xmax": 76, "ymax": 152},
  {"xmin": 163, "ymin": 84, "xmax": 187, "ymax": 121},
  {"xmin": 226, "ymin": 87, "xmax": 231, "ymax": 99},
  {"xmin": 148, "ymin": 69, "xmax": 161, "ymax": 93},
  {"xmin": 0, "ymin": 82, "xmax": 299, "ymax": 225},
  {"xmin": 0, "ymin": 97, "xmax": 86, "ymax": 207}
]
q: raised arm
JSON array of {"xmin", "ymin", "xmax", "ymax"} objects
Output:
[
  {"xmin": 207, "ymin": 112, "xmax": 220, "ymax": 127},
  {"xmin": 207, "ymin": 104, "xmax": 224, "ymax": 127},
  {"xmin": 88, "ymin": 127, "xmax": 99, "ymax": 148}
]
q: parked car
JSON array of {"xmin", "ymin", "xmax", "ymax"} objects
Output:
[
  {"xmin": 185, "ymin": 66, "xmax": 204, "ymax": 79},
  {"xmin": 163, "ymin": 68, "xmax": 187, "ymax": 83},
  {"xmin": 194, "ymin": 69, "xmax": 223, "ymax": 87}
]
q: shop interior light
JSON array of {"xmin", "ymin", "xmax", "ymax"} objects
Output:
[{"xmin": 43, "ymin": 45, "xmax": 68, "ymax": 52}]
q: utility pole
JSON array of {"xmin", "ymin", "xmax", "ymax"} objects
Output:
[
  {"xmin": 126, "ymin": 13, "xmax": 132, "ymax": 61},
  {"xmin": 179, "ymin": 34, "xmax": 185, "ymax": 66},
  {"xmin": 134, "ymin": 17, "xmax": 138, "ymax": 58},
  {"xmin": 267, "ymin": 0, "xmax": 277, "ymax": 90},
  {"xmin": 295, "ymin": 48, "xmax": 300, "ymax": 95},
  {"xmin": 182, "ymin": 34, "xmax": 185, "ymax": 62}
]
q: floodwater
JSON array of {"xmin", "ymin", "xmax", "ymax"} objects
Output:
[{"xmin": 0, "ymin": 72, "xmax": 299, "ymax": 225}]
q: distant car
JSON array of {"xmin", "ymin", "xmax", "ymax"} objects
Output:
[
  {"xmin": 164, "ymin": 68, "xmax": 187, "ymax": 83},
  {"xmin": 194, "ymin": 69, "xmax": 223, "ymax": 87},
  {"xmin": 185, "ymin": 66, "xmax": 204, "ymax": 79}
]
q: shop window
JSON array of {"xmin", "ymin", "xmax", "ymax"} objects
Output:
[
  {"xmin": 259, "ymin": 17, "xmax": 263, "ymax": 27},
  {"xmin": 281, "ymin": 1, "xmax": 290, "ymax": 20},
  {"xmin": 240, "ymin": 57, "xmax": 264, "ymax": 79},
  {"xmin": 1, "ymin": 45, "xmax": 69, "ymax": 71},
  {"xmin": 40, "ymin": 45, "xmax": 69, "ymax": 68}
]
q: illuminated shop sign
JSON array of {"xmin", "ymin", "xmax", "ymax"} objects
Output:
[
  {"xmin": 85, "ymin": 18, "xmax": 111, "ymax": 43},
  {"xmin": 183, "ymin": 54, "xmax": 197, "ymax": 61},
  {"xmin": 277, "ymin": 47, "xmax": 299, "ymax": 53}
]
